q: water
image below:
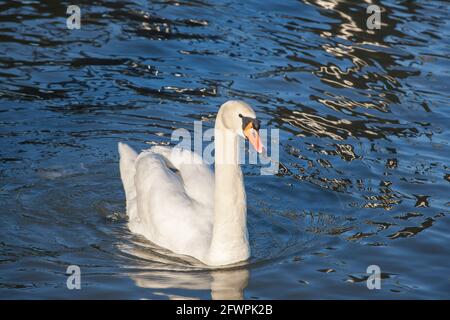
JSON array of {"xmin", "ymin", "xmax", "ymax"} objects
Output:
[{"xmin": 0, "ymin": 0, "xmax": 449, "ymax": 299}]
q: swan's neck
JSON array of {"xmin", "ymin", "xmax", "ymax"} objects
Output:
[{"xmin": 207, "ymin": 126, "xmax": 250, "ymax": 266}]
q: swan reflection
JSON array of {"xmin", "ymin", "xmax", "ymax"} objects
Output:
[
  {"xmin": 130, "ymin": 267, "xmax": 249, "ymax": 300},
  {"xmin": 120, "ymin": 240, "xmax": 249, "ymax": 300}
]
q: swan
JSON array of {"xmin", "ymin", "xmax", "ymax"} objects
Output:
[{"xmin": 118, "ymin": 100, "xmax": 263, "ymax": 266}]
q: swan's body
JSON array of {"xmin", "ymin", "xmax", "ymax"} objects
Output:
[{"xmin": 119, "ymin": 101, "xmax": 262, "ymax": 266}]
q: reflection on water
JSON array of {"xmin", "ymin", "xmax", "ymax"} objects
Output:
[
  {"xmin": 131, "ymin": 268, "xmax": 249, "ymax": 300},
  {"xmin": 0, "ymin": 0, "xmax": 449, "ymax": 298},
  {"xmin": 118, "ymin": 240, "xmax": 249, "ymax": 300}
]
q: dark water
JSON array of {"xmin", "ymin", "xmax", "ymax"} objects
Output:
[{"xmin": 1, "ymin": 0, "xmax": 449, "ymax": 299}]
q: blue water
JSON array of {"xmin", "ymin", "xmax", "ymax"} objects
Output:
[{"xmin": 0, "ymin": 0, "xmax": 449, "ymax": 299}]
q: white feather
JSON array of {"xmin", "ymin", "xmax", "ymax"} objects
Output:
[{"xmin": 119, "ymin": 100, "xmax": 258, "ymax": 266}]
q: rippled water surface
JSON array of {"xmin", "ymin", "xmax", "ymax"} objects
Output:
[{"xmin": 1, "ymin": 0, "xmax": 449, "ymax": 299}]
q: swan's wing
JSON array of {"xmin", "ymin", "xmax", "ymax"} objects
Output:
[
  {"xmin": 132, "ymin": 149, "xmax": 213, "ymax": 259},
  {"xmin": 149, "ymin": 146, "xmax": 215, "ymax": 207},
  {"xmin": 118, "ymin": 142, "xmax": 139, "ymax": 220},
  {"xmin": 134, "ymin": 150, "xmax": 193, "ymax": 221}
]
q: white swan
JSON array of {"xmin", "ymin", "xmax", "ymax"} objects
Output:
[{"xmin": 118, "ymin": 100, "xmax": 263, "ymax": 266}]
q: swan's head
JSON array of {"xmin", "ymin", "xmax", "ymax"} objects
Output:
[{"xmin": 217, "ymin": 100, "xmax": 263, "ymax": 153}]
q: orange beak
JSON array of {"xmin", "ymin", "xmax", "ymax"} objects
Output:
[{"xmin": 244, "ymin": 123, "xmax": 263, "ymax": 153}]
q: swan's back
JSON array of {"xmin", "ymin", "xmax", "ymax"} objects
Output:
[{"xmin": 118, "ymin": 143, "xmax": 215, "ymax": 262}]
